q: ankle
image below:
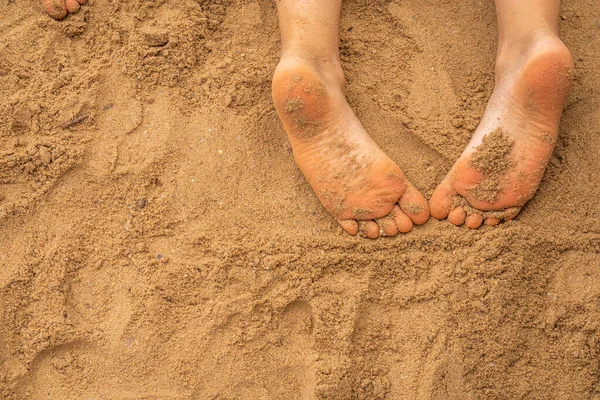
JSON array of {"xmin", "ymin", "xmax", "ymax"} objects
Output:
[
  {"xmin": 497, "ymin": 26, "xmax": 557, "ymax": 55},
  {"xmin": 276, "ymin": 49, "xmax": 346, "ymax": 91},
  {"xmin": 495, "ymin": 28, "xmax": 571, "ymax": 79}
]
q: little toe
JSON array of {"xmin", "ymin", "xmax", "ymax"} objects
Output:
[
  {"xmin": 429, "ymin": 180, "xmax": 457, "ymax": 220},
  {"xmin": 65, "ymin": 0, "xmax": 80, "ymax": 13},
  {"xmin": 465, "ymin": 213, "xmax": 484, "ymax": 229},
  {"xmin": 485, "ymin": 217, "xmax": 501, "ymax": 226},
  {"xmin": 391, "ymin": 205, "xmax": 414, "ymax": 233},
  {"xmin": 338, "ymin": 220, "xmax": 359, "ymax": 236},
  {"xmin": 399, "ymin": 185, "xmax": 430, "ymax": 225},
  {"xmin": 448, "ymin": 207, "xmax": 467, "ymax": 226},
  {"xmin": 42, "ymin": 0, "xmax": 67, "ymax": 19},
  {"xmin": 503, "ymin": 207, "xmax": 522, "ymax": 221},
  {"xmin": 359, "ymin": 221, "xmax": 380, "ymax": 239},
  {"xmin": 377, "ymin": 217, "xmax": 399, "ymax": 237}
]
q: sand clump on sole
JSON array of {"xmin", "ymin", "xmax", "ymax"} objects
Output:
[{"xmin": 467, "ymin": 128, "xmax": 515, "ymax": 202}]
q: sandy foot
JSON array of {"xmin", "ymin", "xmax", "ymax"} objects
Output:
[
  {"xmin": 272, "ymin": 57, "xmax": 429, "ymax": 239},
  {"xmin": 41, "ymin": 0, "xmax": 87, "ymax": 20},
  {"xmin": 430, "ymin": 31, "xmax": 573, "ymax": 229}
]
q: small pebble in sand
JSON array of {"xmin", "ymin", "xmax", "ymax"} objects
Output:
[{"xmin": 136, "ymin": 197, "xmax": 147, "ymax": 209}]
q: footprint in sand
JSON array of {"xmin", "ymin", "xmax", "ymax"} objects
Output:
[
  {"xmin": 253, "ymin": 299, "xmax": 317, "ymax": 400},
  {"xmin": 14, "ymin": 340, "xmax": 93, "ymax": 398},
  {"xmin": 280, "ymin": 299, "xmax": 314, "ymax": 338},
  {"xmin": 193, "ymin": 299, "xmax": 318, "ymax": 400}
]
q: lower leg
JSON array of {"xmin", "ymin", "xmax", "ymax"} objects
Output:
[
  {"xmin": 275, "ymin": 1, "xmax": 345, "ymax": 89},
  {"xmin": 430, "ymin": 0, "xmax": 573, "ymax": 228},
  {"xmin": 495, "ymin": 0, "xmax": 559, "ymax": 45},
  {"xmin": 493, "ymin": 0, "xmax": 572, "ymax": 127},
  {"xmin": 277, "ymin": 1, "xmax": 342, "ymax": 59},
  {"xmin": 272, "ymin": 0, "xmax": 430, "ymax": 238},
  {"xmin": 494, "ymin": 0, "xmax": 566, "ymax": 78}
]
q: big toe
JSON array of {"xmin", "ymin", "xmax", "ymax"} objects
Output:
[
  {"xmin": 429, "ymin": 179, "xmax": 456, "ymax": 220},
  {"xmin": 399, "ymin": 185, "xmax": 430, "ymax": 225},
  {"xmin": 42, "ymin": 0, "xmax": 67, "ymax": 19}
]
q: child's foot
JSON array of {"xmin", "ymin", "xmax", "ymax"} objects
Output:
[
  {"xmin": 272, "ymin": 56, "xmax": 430, "ymax": 239},
  {"xmin": 42, "ymin": 0, "xmax": 87, "ymax": 20},
  {"xmin": 430, "ymin": 30, "xmax": 573, "ymax": 229}
]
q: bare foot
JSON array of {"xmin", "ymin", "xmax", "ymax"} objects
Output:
[
  {"xmin": 272, "ymin": 56, "xmax": 430, "ymax": 239},
  {"xmin": 430, "ymin": 31, "xmax": 573, "ymax": 229},
  {"xmin": 42, "ymin": 0, "xmax": 87, "ymax": 20}
]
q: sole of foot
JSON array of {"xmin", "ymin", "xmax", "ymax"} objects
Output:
[
  {"xmin": 42, "ymin": 0, "xmax": 87, "ymax": 20},
  {"xmin": 272, "ymin": 55, "xmax": 430, "ymax": 239},
  {"xmin": 430, "ymin": 31, "xmax": 573, "ymax": 229}
]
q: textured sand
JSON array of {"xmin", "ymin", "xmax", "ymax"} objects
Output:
[{"xmin": 1, "ymin": 0, "xmax": 599, "ymax": 399}]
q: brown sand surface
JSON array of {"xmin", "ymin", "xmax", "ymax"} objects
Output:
[{"xmin": 1, "ymin": 0, "xmax": 599, "ymax": 398}]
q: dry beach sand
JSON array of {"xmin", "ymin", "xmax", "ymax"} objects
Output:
[{"xmin": 1, "ymin": 0, "xmax": 600, "ymax": 398}]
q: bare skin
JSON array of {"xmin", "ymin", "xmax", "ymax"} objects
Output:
[
  {"xmin": 273, "ymin": 1, "xmax": 430, "ymax": 239},
  {"xmin": 429, "ymin": 0, "xmax": 573, "ymax": 228},
  {"xmin": 41, "ymin": 0, "xmax": 87, "ymax": 20}
]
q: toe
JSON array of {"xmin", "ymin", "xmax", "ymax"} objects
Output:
[
  {"xmin": 65, "ymin": 0, "xmax": 80, "ymax": 13},
  {"xmin": 448, "ymin": 207, "xmax": 467, "ymax": 226},
  {"xmin": 429, "ymin": 179, "xmax": 457, "ymax": 220},
  {"xmin": 77, "ymin": 0, "xmax": 87, "ymax": 4},
  {"xmin": 358, "ymin": 221, "xmax": 380, "ymax": 239},
  {"xmin": 503, "ymin": 207, "xmax": 522, "ymax": 221},
  {"xmin": 377, "ymin": 217, "xmax": 399, "ymax": 237},
  {"xmin": 338, "ymin": 220, "xmax": 359, "ymax": 236},
  {"xmin": 42, "ymin": 0, "xmax": 67, "ymax": 19},
  {"xmin": 465, "ymin": 213, "xmax": 484, "ymax": 229},
  {"xmin": 399, "ymin": 185, "xmax": 430, "ymax": 225},
  {"xmin": 391, "ymin": 205, "xmax": 414, "ymax": 233},
  {"xmin": 485, "ymin": 217, "xmax": 501, "ymax": 226}
]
